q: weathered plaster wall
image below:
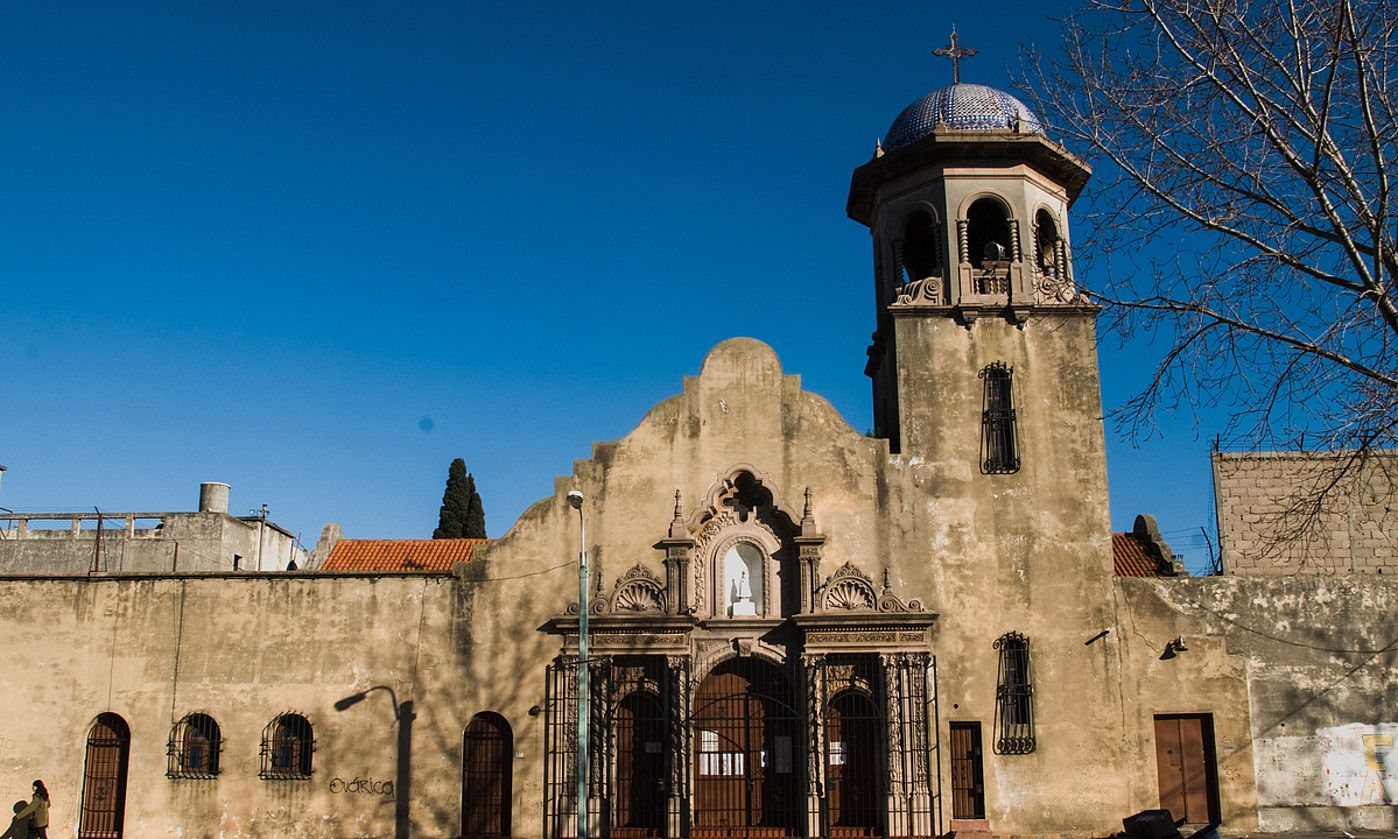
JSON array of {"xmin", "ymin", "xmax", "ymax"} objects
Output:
[
  {"xmin": 1117, "ymin": 576, "xmax": 1398, "ymax": 831},
  {"xmin": 11, "ymin": 340, "xmax": 1371, "ymax": 837},
  {"xmin": 0, "ymin": 572, "xmax": 502, "ymax": 838},
  {"xmin": 1214, "ymin": 451, "xmax": 1398, "ymax": 575},
  {"xmin": 0, "ymin": 512, "xmax": 303, "ymax": 575}
]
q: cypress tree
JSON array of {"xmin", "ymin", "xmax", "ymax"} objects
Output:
[
  {"xmin": 433, "ymin": 458, "xmax": 471, "ymax": 539},
  {"xmin": 434, "ymin": 458, "xmax": 488, "ymax": 539},
  {"xmin": 464, "ymin": 473, "xmax": 487, "ymax": 539}
]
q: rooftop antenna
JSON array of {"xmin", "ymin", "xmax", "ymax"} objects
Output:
[{"xmin": 932, "ymin": 24, "xmax": 977, "ymax": 85}]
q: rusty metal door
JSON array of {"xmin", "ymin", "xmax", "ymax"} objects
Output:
[
  {"xmin": 615, "ymin": 691, "xmax": 667, "ymax": 838},
  {"xmin": 948, "ymin": 722, "xmax": 984, "ymax": 820},
  {"xmin": 1154, "ymin": 715, "xmax": 1218, "ymax": 824},
  {"xmin": 826, "ymin": 690, "xmax": 882, "ymax": 837},
  {"xmin": 79, "ymin": 713, "xmax": 130, "ymax": 839},
  {"xmin": 692, "ymin": 659, "xmax": 800, "ymax": 838},
  {"xmin": 462, "ymin": 712, "xmax": 513, "ymax": 838}
]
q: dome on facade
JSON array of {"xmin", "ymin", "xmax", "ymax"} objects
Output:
[{"xmin": 884, "ymin": 83, "xmax": 1045, "ymax": 150}]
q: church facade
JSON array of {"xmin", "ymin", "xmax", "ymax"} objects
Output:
[{"xmin": 0, "ymin": 75, "xmax": 1393, "ymax": 839}]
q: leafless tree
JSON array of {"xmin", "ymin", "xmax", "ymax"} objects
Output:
[{"xmin": 1021, "ymin": 0, "xmax": 1398, "ymax": 544}]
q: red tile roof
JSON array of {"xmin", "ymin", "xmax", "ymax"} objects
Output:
[
  {"xmin": 1112, "ymin": 532, "xmax": 1163, "ymax": 577},
  {"xmin": 321, "ymin": 539, "xmax": 490, "ymax": 573}
]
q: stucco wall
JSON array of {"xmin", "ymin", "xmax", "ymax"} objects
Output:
[{"xmin": 1117, "ymin": 576, "xmax": 1398, "ymax": 831}]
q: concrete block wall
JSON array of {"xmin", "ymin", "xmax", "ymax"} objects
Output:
[{"xmin": 1213, "ymin": 451, "xmax": 1397, "ymax": 576}]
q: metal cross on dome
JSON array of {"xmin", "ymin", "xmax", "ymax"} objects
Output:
[{"xmin": 933, "ymin": 26, "xmax": 977, "ymax": 84}]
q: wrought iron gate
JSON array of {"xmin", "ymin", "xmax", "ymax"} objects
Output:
[{"xmin": 692, "ymin": 658, "xmax": 801, "ymax": 838}]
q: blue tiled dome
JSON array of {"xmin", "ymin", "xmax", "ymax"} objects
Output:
[{"xmin": 884, "ymin": 84, "xmax": 1045, "ymax": 150}]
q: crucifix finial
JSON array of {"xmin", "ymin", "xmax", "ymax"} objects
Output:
[{"xmin": 932, "ymin": 25, "xmax": 977, "ymax": 85}]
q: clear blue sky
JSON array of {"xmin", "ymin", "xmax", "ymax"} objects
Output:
[{"xmin": 0, "ymin": 1, "xmax": 1225, "ymax": 571}]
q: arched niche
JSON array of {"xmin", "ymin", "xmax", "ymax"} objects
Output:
[{"xmin": 687, "ymin": 467, "xmax": 800, "ymax": 619}]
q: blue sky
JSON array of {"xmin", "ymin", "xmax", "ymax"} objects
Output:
[{"xmin": 0, "ymin": 2, "xmax": 1223, "ymax": 571}]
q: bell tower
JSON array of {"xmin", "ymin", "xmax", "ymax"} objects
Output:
[{"xmin": 847, "ymin": 46, "xmax": 1096, "ymax": 468}]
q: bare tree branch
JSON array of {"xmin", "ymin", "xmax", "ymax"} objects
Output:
[{"xmin": 1019, "ymin": 0, "xmax": 1398, "ymax": 544}]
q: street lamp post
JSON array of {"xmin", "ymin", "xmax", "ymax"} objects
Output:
[{"xmin": 566, "ymin": 490, "xmax": 589, "ymax": 839}]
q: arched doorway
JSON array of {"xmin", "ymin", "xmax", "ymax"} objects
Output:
[
  {"xmin": 79, "ymin": 713, "xmax": 130, "ymax": 839},
  {"xmin": 614, "ymin": 691, "xmax": 666, "ymax": 837},
  {"xmin": 693, "ymin": 658, "xmax": 800, "ymax": 837},
  {"xmin": 826, "ymin": 690, "xmax": 882, "ymax": 836},
  {"xmin": 462, "ymin": 712, "xmax": 512, "ymax": 838}
]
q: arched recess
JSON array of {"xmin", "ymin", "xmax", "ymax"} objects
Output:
[
  {"xmin": 899, "ymin": 208, "xmax": 940, "ymax": 283},
  {"xmin": 692, "ymin": 657, "xmax": 801, "ymax": 836},
  {"xmin": 688, "ymin": 467, "xmax": 801, "ymax": 619},
  {"xmin": 614, "ymin": 690, "xmax": 666, "ymax": 836},
  {"xmin": 1033, "ymin": 207, "xmax": 1062, "ymax": 278},
  {"xmin": 80, "ymin": 712, "xmax": 130, "ymax": 839},
  {"xmin": 462, "ymin": 712, "xmax": 513, "ymax": 839},
  {"xmin": 826, "ymin": 690, "xmax": 883, "ymax": 833},
  {"xmin": 964, "ymin": 195, "xmax": 1014, "ymax": 269}
]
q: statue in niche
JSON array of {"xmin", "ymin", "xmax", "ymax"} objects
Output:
[
  {"xmin": 722, "ymin": 543, "xmax": 763, "ymax": 617},
  {"xmin": 730, "ymin": 569, "xmax": 756, "ymax": 616}
]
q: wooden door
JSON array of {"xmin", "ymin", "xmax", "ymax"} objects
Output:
[
  {"xmin": 826, "ymin": 690, "xmax": 881, "ymax": 836},
  {"xmin": 1154, "ymin": 715, "xmax": 1218, "ymax": 824},
  {"xmin": 693, "ymin": 659, "xmax": 800, "ymax": 838},
  {"xmin": 615, "ymin": 691, "xmax": 666, "ymax": 837},
  {"xmin": 948, "ymin": 722, "xmax": 985, "ymax": 819},
  {"xmin": 80, "ymin": 713, "xmax": 130, "ymax": 839},
  {"xmin": 462, "ymin": 713, "xmax": 512, "ymax": 838}
]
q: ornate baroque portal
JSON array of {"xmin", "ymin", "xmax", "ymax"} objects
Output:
[{"xmin": 544, "ymin": 467, "xmax": 941, "ymax": 839}]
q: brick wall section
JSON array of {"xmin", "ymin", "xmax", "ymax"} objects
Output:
[{"xmin": 1213, "ymin": 450, "xmax": 1398, "ymax": 575}]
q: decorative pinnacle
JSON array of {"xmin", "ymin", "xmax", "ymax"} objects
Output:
[
  {"xmin": 673, "ymin": 489, "xmax": 683, "ymax": 521},
  {"xmin": 803, "ymin": 487, "xmax": 813, "ymax": 520},
  {"xmin": 932, "ymin": 25, "xmax": 977, "ymax": 85}
]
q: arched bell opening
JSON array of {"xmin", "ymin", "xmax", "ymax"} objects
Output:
[
  {"xmin": 966, "ymin": 197, "xmax": 1012, "ymax": 269},
  {"xmin": 1033, "ymin": 208, "xmax": 1062, "ymax": 279},
  {"xmin": 900, "ymin": 210, "xmax": 940, "ymax": 283},
  {"xmin": 692, "ymin": 658, "xmax": 801, "ymax": 837}
]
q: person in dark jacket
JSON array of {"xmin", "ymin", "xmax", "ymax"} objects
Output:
[{"xmin": 14, "ymin": 782, "xmax": 46, "ymax": 839}]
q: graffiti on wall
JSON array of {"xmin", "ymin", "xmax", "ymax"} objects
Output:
[{"xmin": 1320, "ymin": 722, "xmax": 1396, "ymax": 805}]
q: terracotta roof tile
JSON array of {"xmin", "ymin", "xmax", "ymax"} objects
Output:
[
  {"xmin": 321, "ymin": 539, "xmax": 490, "ymax": 573},
  {"xmin": 1112, "ymin": 532, "xmax": 1163, "ymax": 577}
]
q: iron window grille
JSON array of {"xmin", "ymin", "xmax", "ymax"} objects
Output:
[
  {"xmin": 992, "ymin": 632, "xmax": 1035, "ymax": 754},
  {"xmin": 979, "ymin": 362, "xmax": 1020, "ymax": 474},
  {"xmin": 260, "ymin": 713, "xmax": 315, "ymax": 780},
  {"xmin": 167, "ymin": 713, "xmax": 221, "ymax": 779}
]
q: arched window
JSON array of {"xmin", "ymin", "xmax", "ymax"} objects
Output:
[
  {"xmin": 167, "ymin": 713, "xmax": 221, "ymax": 778},
  {"xmin": 1034, "ymin": 208, "xmax": 1062, "ymax": 279},
  {"xmin": 993, "ymin": 632, "xmax": 1035, "ymax": 754},
  {"xmin": 462, "ymin": 712, "xmax": 513, "ymax": 838},
  {"xmin": 979, "ymin": 362, "xmax": 1020, "ymax": 474},
  {"xmin": 260, "ymin": 713, "xmax": 314, "ymax": 779},
  {"xmin": 966, "ymin": 198, "xmax": 1012, "ymax": 269},
  {"xmin": 80, "ymin": 713, "xmax": 130, "ymax": 839},
  {"xmin": 900, "ymin": 210, "xmax": 939, "ymax": 282}
]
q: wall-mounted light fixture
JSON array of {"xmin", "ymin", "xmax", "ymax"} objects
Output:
[{"xmin": 1159, "ymin": 636, "xmax": 1189, "ymax": 660}]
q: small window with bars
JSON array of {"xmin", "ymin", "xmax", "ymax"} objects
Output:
[
  {"xmin": 979, "ymin": 362, "xmax": 1020, "ymax": 474},
  {"xmin": 992, "ymin": 632, "xmax": 1035, "ymax": 754},
  {"xmin": 167, "ymin": 713, "xmax": 221, "ymax": 778},
  {"xmin": 260, "ymin": 713, "xmax": 314, "ymax": 780}
]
